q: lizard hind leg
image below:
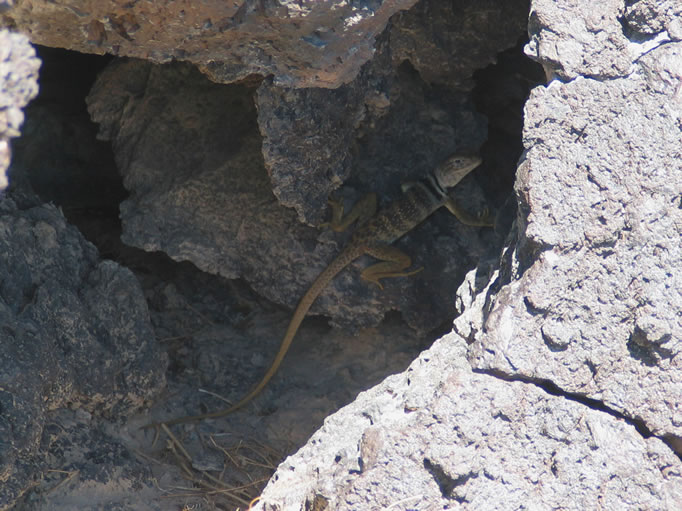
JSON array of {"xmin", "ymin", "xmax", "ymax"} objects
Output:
[
  {"xmin": 361, "ymin": 244, "xmax": 423, "ymax": 290},
  {"xmin": 321, "ymin": 193, "xmax": 378, "ymax": 232}
]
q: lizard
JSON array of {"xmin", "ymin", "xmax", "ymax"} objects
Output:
[{"xmin": 159, "ymin": 154, "xmax": 492, "ymax": 426}]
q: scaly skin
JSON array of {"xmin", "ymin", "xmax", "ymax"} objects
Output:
[{"xmin": 158, "ymin": 154, "xmax": 489, "ymax": 426}]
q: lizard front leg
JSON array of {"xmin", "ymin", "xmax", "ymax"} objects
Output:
[
  {"xmin": 322, "ymin": 193, "xmax": 378, "ymax": 232},
  {"xmin": 361, "ymin": 244, "xmax": 423, "ymax": 290},
  {"xmin": 444, "ymin": 197, "xmax": 495, "ymax": 227}
]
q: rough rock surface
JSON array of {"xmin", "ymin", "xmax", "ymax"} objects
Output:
[
  {"xmin": 526, "ymin": 0, "xmax": 682, "ymax": 81},
  {"xmin": 0, "ymin": 29, "xmax": 40, "ymax": 188},
  {"xmin": 1, "ymin": 0, "xmax": 680, "ymax": 509},
  {"xmin": 1, "ymin": 0, "xmax": 418, "ymax": 89},
  {"xmin": 464, "ymin": 0, "xmax": 682, "ymax": 438},
  {"xmin": 85, "ymin": 56, "xmax": 493, "ymax": 335},
  {"xmin": 1, "ymin": 30, "xmax": 166, "ymax": 510},
  {"xmin": 86, "ymin": 0, "xmax": 527, "ymax": 335},
  {"xmin": 255, "ymin": 333, "xmax": 682, "ymax": 510},
  {"xmin": 253, "ymin": 0, "xmax": 682, "ymax": 509},
  {"xmin": 0, "ymin": 198, "xmax": 167, "ymax": 510}
]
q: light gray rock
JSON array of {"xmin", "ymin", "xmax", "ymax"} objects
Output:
[
  {"xmin": 526, "ymin": 0, "xmax": 632, "ymax": 80},
  {"xmin": 0, "ymin": 30, "xmax": 39, "ymax": 139},
  {"xmin": 464, "ymin": 21, "xmax": 682, "ymax": 439},
  {"xmin": 255, "ymin": 332, "xmax": 682, "ymax": 510},
  {"xmin": 623, "ymin": 0, "xmax": 682, "ymax": 39},
  {"xmin": 0, "ymin": 29, "xmax": 40, "ymax": 188}
]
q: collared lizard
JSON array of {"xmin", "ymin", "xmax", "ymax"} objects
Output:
[{"xmin": 161, "ymin": 154, "xmax": 492, "ymax": 425}]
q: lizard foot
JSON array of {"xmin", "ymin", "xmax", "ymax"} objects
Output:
[
  {"xmin": 319, "ymin": 197, "xmax": 345, "ymax": 230},
  {"xmin": 363, "ymin": 266, "xmax": 424, "ymax": 290},
  {"xmin": 477, "ymin": 207, "xmax": 495, "ymax": 227}
]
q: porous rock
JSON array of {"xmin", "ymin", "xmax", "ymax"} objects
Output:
[
  {"xmin": 0, "ymin": 199, "xmax": 166, "ymax": 508},
  {"xmin": 254, "ymin": 333, "xmax": 682, "ymax": 510},
  {"xmin": 462, "ymin": 3, "xmax": 682, "ymax": 439},
  {"xmin": 86, "ymin": 0, "xmax": 527, "ymax": 334},
  {"xmin": 0, "ymin": 29, "xmax": 40, "ymax": 188},
  {"xmin": 0, "ymin": 0, "xmax": 418, "ymax": 89},
  {"xmin": 3, "ymin": 0, "xmax": 680, "ymax": 509},
  {"xmin": 253, "ymin": 1, "xmax": 682, "ymax": 509}
]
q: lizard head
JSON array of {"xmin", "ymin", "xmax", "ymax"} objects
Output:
[{"xmin": 434, "ymin": 154, "xmax": 482, "ymax": 189}]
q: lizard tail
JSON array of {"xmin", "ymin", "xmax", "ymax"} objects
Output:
[
  {"xmin": 225, "ymin": 244, "xmax": 365, "ymax": 412},
  {"xmin": 159, "ymin": 245, "xmax": 365, "ymax": 426}
]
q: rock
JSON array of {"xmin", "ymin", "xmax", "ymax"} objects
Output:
[
  {"xmin": 622, "ymin": 0, "xmax": 682, "ymax": 40},
  {"xmin": 254, "ymin": 0, "xmax": 682, "ymax": 508},
  {"xmin": 526, "ymin": 0, "xmax": 632, "ymax": 80},
  {"xmin": 0, "ymin": 29, "xmax": 40, "ymax": 188},
  {"xmin": 0, "ymin": 198, "xmax": 167, "ymax": 509},
  {"xmin": 3, "ymin": 0, "xmax": 680, "ymax": 509},
  {"xmin": 255, "ymin": 333, "xmax": 682, "ymax": 510},
  {"xmin": 85, "ymin": 0, "xmax": 528, "ymax": 334},
  {"xmin": 0, "ymin": 0, "xmax": 418, "ymax": 88},
  {"xmin": 85, "ymin": 55, "xmax": 493, "ymax": 334},
  {"xmin": 463, "ymin": 13, "xmax": 682, "ymax": 439}
]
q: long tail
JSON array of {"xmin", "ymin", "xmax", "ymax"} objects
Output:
[{"xmin": 160, "ymin": 245, "xmax": 364, "ymax": 426}]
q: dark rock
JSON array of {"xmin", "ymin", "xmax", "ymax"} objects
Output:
[
  {"xmin": 86, "ymin": 0, "xmax": 528, "ymax": 335},
  {"xmin": 0, "ymin": 0, "xmax": 418, "ymax": 88},
  {"xmin": 0, "ymin": 198, "xmax": 166, "ymax": 509}
]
